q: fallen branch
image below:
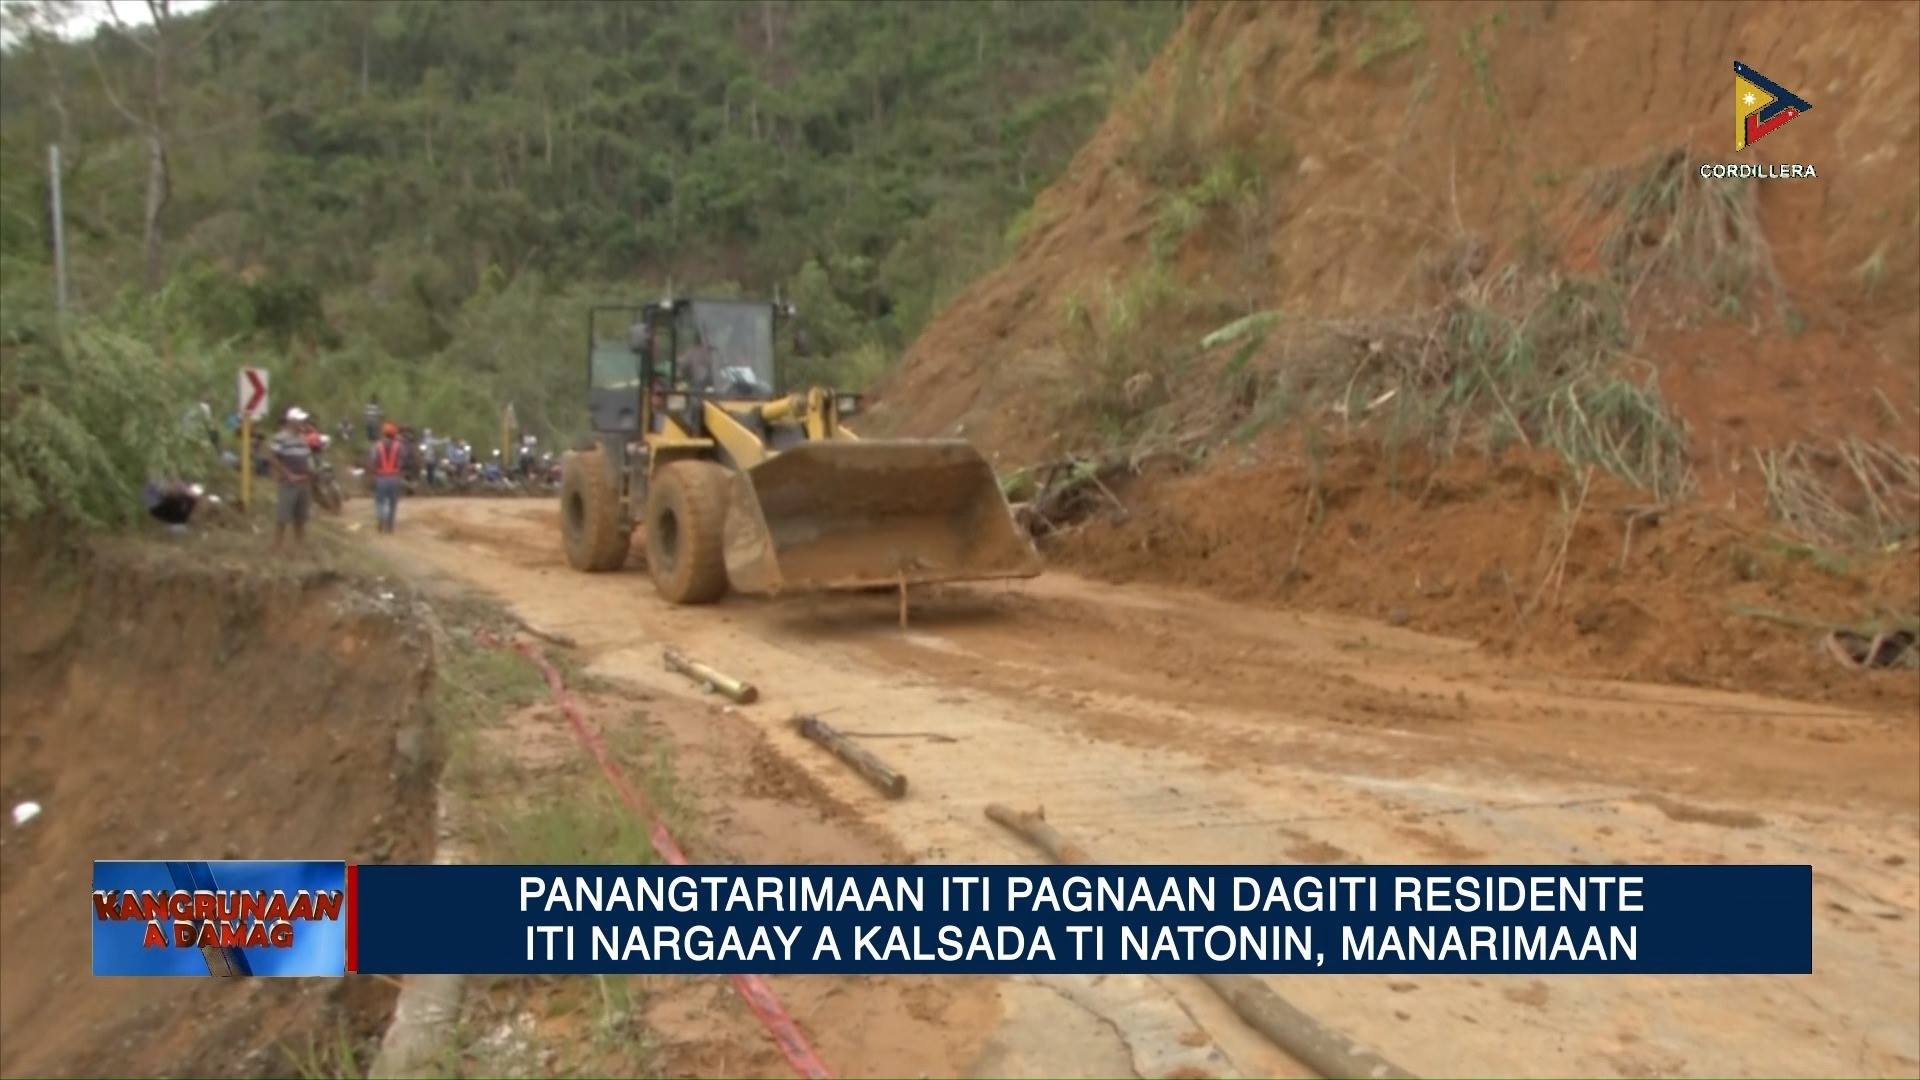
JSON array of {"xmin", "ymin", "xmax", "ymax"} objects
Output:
[
  {"xmin": 794, "ymin": 715, "xmax": 908, "ymax": 798},
  {"xmin": 982, "ymin": 804, "xmax": 1415, "ymax": 1080},
  {"xmin": 1017, "ymin": 456, "xmax": 1135, "ymax": 537},
  {"xmin": 663, "ymin": 647, "xmax": 759, "ymax": 704}
]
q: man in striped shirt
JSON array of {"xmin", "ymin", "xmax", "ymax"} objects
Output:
[{"xmin": 268, "ymin": 406, "xmax": 314, "ymax": 551}]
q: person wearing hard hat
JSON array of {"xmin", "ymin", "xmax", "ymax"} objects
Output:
[
  {"xmin": 367, "ymin": 420, "xmax": 408, "ymax": 533},
  {"xmin": 268, "ymin": 406, "xmax": 315, "ymax": 551}
]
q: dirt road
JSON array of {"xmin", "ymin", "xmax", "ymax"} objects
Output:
[{"xmin": 368, "ymin": 498, "xmax": 1918, "ymax": 1078}]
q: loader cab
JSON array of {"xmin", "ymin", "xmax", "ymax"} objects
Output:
[
  {"xmin": 586, "ymin": 299, "xmax": 786, "ymax": 436},
  {"xmin": 673, "ymin": 300, "xmax": 779, "ymax": 400}
]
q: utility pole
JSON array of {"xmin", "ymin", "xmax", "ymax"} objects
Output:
[{"xmin": 48, "ymin": 143, "xmax": 68, "ymax": 324}]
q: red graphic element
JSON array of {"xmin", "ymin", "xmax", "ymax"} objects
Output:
[
  {"xmin": 491, "ymin": 633, "xmax": 832, "ymax": 1080},
  {"xmin": 1745, "ymin": 108, "xmax": 1797, "ymax": 146},
  {"xmin": 346, "ymin": 862, "xmax": 359, "ymax": 974},
  {"xmin": 241, "ymin": 368, "xmax": 268, "ymax": 417}
]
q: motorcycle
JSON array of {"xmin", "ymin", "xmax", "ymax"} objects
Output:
[
  {"xmin": 310, "ymin": 434, "xmax": 345, "ymax": 513},
  {"xmin": 313, "ymin": 460, "xmax": 345, "ymax": 513}
]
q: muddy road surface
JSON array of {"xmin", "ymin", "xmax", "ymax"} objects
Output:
[{"xmin": 364, "ymin": 498, "xmax": 1918, "ymax": 1078}]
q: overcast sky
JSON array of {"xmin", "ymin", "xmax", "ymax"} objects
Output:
[{"xmin": 4, "ymin": 0, "xmax": 216, "ymax": 43}]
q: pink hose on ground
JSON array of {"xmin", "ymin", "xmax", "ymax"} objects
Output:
[{"xmin": 498, "ymin": 635, "xmax": 833, "ymax": 1079}]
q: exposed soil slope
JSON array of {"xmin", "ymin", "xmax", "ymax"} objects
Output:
[
  {"xmin": 882, "ymin": 0, "xmax": 1918, "ymax": 462},
  {"xmin": 871, "ymin": 0, "xmax": 1920, "ymax": 698},
  {"xmin": 0, "ymin": 543, "xmax": 437, "ymax": 1077}
]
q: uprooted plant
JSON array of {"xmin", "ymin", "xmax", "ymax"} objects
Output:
[
  {"xmin": 1196, "ymin": 267, "xmax": 1695, "ymax": 503},
  {"xmin": 1591, "ymin": 146, "xmax": 1784, "ymax": 322},
  {"xmin": 1756, "ymin": 439, "xmax": 1920, "ymax": 550}
]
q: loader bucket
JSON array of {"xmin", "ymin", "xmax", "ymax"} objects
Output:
[{"xmin": 722, "ymin": 440, "xmax": 1042, "ymax": 594}]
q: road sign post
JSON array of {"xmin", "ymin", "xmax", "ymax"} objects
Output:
[{"xmin": 237, "ymin": 367, "xmax": 269, "ymax": 510}]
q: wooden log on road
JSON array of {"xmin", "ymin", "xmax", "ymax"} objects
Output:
[
  {"xmin": 794, "ymin": 714, "xmax": 908, "ymax": 798},
  {"xmin": 982, "ymin": 803, "xmax": 1415, "ymax": 1080},
  {"xmin": 983, "ymin": 803, "xmax": 1095, "ymax": 864},
  {"xmin": 663, "ymin": 647, "xmax": 758, "ymax": 704}
]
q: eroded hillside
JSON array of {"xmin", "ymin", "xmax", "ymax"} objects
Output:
[{"xmin": 872, "ymin": 0, "xmax": 1920, "ymax": 700}]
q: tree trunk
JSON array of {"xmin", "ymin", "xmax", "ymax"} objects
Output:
[
  {"xmin": 141, "ymin": 2, "xmax": 172, "ymax": 293},
  {"xmin": 359, "ymin": 28, "xmax": 370, "ymax": 97},
  {"xmin": 141, "ymin": 130, "xmax": 169, "ymax": 290},
  {"xmin": 35, "ymin": 32, "xmax": 74, "ymax": 150}
]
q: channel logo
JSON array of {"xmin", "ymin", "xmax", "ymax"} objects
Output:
[
  {"xmin": 1734, "ymin": 60, "xmax": 1811, "ymax": 152},
  {"xmin": 1700, "ymin": 60, "xmax": 1819, "ymax": 180}
]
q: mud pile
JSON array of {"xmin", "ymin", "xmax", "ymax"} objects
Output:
[
  {"xmin": 1072, "ymin": 448, "xmax": 1918, "ymax": 707},
  {"xmin": 0, "ymin": 543, "xmax": 437, "ymax": 1076},
  {"xmin": 874, "ymin": 1, "xmax": 1918, "ymax": 700}
]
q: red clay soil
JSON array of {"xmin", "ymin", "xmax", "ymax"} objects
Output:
[
  {"xmin": 0, "ymin": 543, "xmax": 437, "ymax": 1077},
  {"xmin": 1060, "ymin": 444, "xmax": 1918, "ymax": 713},
  {"xmin": 880, "ymin": 1, "xmax": 1919, "ymax": 463},
  {"xmin": 873, "ymin": 1, "xmax": 1919, "ymax": 705}
]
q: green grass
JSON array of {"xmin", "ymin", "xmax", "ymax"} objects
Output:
[
  {"xmin": 1355, "ymin": 2, "xmax": 1426, "ymax": 71},
  {"xmin": 1057, "ymin": 261, "xmax": 1247, "ymax": 439},
  {"xmin": 425, "ymin": 626, "xmax": 679, "ymax": 1077},
  {"xmin": 1121, "ymin": 35, "xmax": 1289, "ymax": 194},
  {"xmin": 1418, "ymin": 275, "xmax": 1691, "ymax": 500},
  {"xmin": 1593, "ymin": 146, "xmax": 1781, "ymax": 316},
  {"xmin": 1756, "ymin": 439, "xmax": 1920, "ymax": 550},
  {"xmin": 288, "ymin": 1018, "xmax": 364, "ymax": 1080},
  {"xmin": 1230, "ymin": 371, "xmax": 1300, "ymax": 445},
  {"xmin": 1458, "ymin": 13, "xmax": 1503, "ymax": 111},
  {"xmin": 1765, "ymin": 538, "xmax": 1855, "ymax": 580},
  {"xmin": 434, "ymin": 642, "xmax": 548, "ymax": 784},
  {"xmin": 1186, "ymin": 263, "xmax": 1696, "ymax": 501},
  {"xmin": 1149, "ymin": 150, "xmax": 1271, "ymax": 260},
  {"xmin": 486, "ymin": 785, "xmax": 660, "ymax": 865}
]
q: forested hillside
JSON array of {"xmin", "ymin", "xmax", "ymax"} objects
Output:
[{"xmin": 0, "ymin": 0, "xmax": 1175, "ymax": 523}]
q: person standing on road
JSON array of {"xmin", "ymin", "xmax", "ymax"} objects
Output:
[
  {"xmin": 367, "ymin": 421, "xmax": 407, "ymax": 533},
  {"xmin": 268, "ymin": 406, "xmax": 315, "ymax": 551},
  {"xmin": 363, "ymin": 396, "xmax": 383, "ymax": 442}
]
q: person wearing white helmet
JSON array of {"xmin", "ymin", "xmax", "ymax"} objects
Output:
[{"xmin": 268, "ymin": 406, "xmax": 315, "ymax": 551}]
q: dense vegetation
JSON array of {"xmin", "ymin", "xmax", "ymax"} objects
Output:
[{"xmin": 0, "ymin": 0, "xmax": 1177, "ymax": 525}]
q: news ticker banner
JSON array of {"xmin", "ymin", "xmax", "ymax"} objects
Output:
[{"xmin": 94, "ymin": 862, "xmax": 1811, "ymax": 977}]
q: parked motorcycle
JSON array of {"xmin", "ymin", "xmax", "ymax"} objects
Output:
[{"xmin": 311, "ymin": 435, "xmax": 345, "ymax": 513}]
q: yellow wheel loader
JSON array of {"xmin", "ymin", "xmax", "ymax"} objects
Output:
[{"xmin": 561, "ymin": 298, "xmax": 1040, "ymax": 604}]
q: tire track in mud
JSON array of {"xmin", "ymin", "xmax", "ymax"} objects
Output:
[{"xmin": 363, "ymin": 499, "xmax": 1920, "ymax": 1079}]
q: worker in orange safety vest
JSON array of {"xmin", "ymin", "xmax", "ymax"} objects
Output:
[{"xmin": 367, "ymin": 421, "xmax": 408, "ymax": 533}]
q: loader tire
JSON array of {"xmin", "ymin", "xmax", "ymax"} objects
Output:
[
  {"xmin": 645, "ymin": 460, "xmax": 731, "ymax": 604},
  {"xmin": 560, "ymin": 449, "xmax": 629, "ymax": 572}
]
